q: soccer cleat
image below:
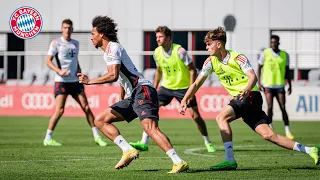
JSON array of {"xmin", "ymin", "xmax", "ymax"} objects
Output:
[
  {"xmin": 286, "ymin": 133, "xmax": 294, "ymax": 140},
  {"xmin": 309, "ymin": 146, "xmax": 320, "ymax": 165},
  {"xmin": 43, "ymin": 139, "xmax": 62, "ymax": 146},
  {"xmin": 94, "ymin": 137, "xmax": 107, "ymax": 147},
  {"xmin": 115, "ymin": 148, "xmax": 139, "ymax": 169},
  {"xmin": 210, "ymin": 160, "xmax": 237, "ymax": 170},
  {"xmin": 129, "ymin": 141, "xmax": 149, "ymax": 151},
  {"xmin": 206, "ymin": 143, "xmax": 216, "ymax": 152},
  {"xmin": 168, "ymin": 161, "xmax": 189, "ymax": 173}
]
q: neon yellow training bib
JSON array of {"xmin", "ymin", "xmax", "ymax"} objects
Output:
[
  {"xmin": 210, "ymin": 50, "xmax": 258, "ymax": 96},
  {"xmin": 262, "ymin": 48, "xmax": 287, "ymax": 86},
  {"xmin": 154, "ymin": 43, "xmax": 190, "ymax": 90}
]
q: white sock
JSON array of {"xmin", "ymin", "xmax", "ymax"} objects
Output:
[
  {"xmin": 293, "ymin": 142, "xmax": 311, "ymax": 154},
  {"xmin": 166, "ymin": 149, "xmax": 183, "ymax": 164},
  {"xmin": 224, "ymin": 142, "xmax": 235, "ymax": 162},
  {"xmin": 45, "ymin": 129, "xmax": 53, "ymax": 140},
  {"xmin": 92, "ymin": 127, "xmax": 100, "ymax": 139},
  {"xmin": 203, "ymin": 136, "xmax": 211, "ymax": 145},
  {"xmin": 141, "ymin": 131, "xmax": 149, "ymax": 145},
  {"xmin": 285, "ymin": 125, "xmax": 291, "ymax": 134},
  {"xmin": 114, "ymin": 135, "xmax": 134, "ymax": 152}
]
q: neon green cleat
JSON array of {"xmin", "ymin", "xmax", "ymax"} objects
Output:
[
  {"xmin": 168, "ymin": 161, "xmax": 189, "ymax": 173},
  {"xmin": 115, "ymin": 149, "xmax": 139, "ymax": 169},
  {"xmin": 206, "ymin": 143, "xmax": 216, "ymax": 152},
  {"xmin": 309, "ymin": 146, "xmax": 320, "ymax": 165},
  {"xmin": 95, "ymin": 137, "xmax": 107, "ymax": 147},
  {"xmin": 129, "ymin": 141, "xmax": 148, "ymax": 151},
  {"xmin": 286, "ymin": 133, "xmax": 294, "ymax": 140},
  {"xmin": 43, "ymin": 139, "xmax": 62, "ymax": 146},
  {"xmin": 210, "ymin": 160, "xmax": 237, "ymax": 170}
]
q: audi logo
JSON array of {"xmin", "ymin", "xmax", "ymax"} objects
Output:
[
  {"xmin": 21, "ymin": 93, "xmax": 55, "ymax": 110},
  {"xmin": 199, "ymin": 94, "xmax": 231, "ymax": 112}
]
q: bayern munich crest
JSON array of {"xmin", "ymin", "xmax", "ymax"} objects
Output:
[{"xmin": 9, "ymin": 6, "xmax": 43, "ymax": 40}]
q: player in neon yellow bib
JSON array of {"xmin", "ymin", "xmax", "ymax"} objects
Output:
[
  {"xmin": 130, "ymin": 26, "xmax": 216, "ymax": 153},
  {"xmin": 179, "ymin": 27, "xmax": 319, "ymax": 170},
  {"xmin": 257, "ymin": 35, "xmax": 294, "ymax": 139}
]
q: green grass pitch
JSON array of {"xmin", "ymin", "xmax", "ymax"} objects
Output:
[{"xmin": 0, "ymin": 117, "xmax": 319, "ymax": 179}]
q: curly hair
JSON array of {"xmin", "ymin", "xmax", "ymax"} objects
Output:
[
  {"xmin": 204, "ymin": 27, "xmax": 227, "ymax": 43},
  {"xmin": 92, "ymin": 16, "xmax": 118, "ymax": 42},
  {"xmin": 155, "ymin": 26, "xmax": 171, "ymax": 38}
]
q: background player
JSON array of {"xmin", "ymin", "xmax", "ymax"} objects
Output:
[
  {"xmin": 43, "ymin": 19, "xmax": 107, "ymax": 147},
  {"xmin": 130, "ymin": 26, "xmax": 216, "ymax": 153}
]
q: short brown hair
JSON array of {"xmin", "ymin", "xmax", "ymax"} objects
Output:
[
  {"xmin": 155, "ymin": 26, "xmax": 171, "ymax": 38},
  {"xmin": 204, "ymin": 27, "xmax": 226, "ymax": 43},
  {"xmin": 62, "ymin": 19, "xmax": 73, "ymax": 26}
]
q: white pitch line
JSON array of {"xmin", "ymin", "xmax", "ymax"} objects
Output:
[{"xmin": 184, "ymin": 144, "xmax": 306, "ymax": 157}]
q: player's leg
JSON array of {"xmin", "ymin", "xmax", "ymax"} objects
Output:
[
  {"xmin": 275, "ymin": 88, "xmax": 293, "ymax": 139},
  {"xmin": 43, "ymin": 94, "xmax": 67, "ymax": 146},
  {"xmin": 72, "ymin": 89, "xmax": 107, "ymax": 146},
  {"xmin": 134, "ymin": 85, "xmax": 188, "ymax": 173},
  {"xmin": 94, "ymin": 99, "xmax": 139, "ymax": 169},
  {"xmin": 186, "ymin": 96, "xmax": 216, "ymax": 152},
  {"xmin": 255, "ymin": 123, "xmax": 319, "ymax": 165},
  {"xmin": 130, "ymin": 86, "xmax": 173, "ymax": 151},
  {"xmin": 264, "ymin": 88, "xmax": 274, "ymax": 128},
  {"xmin": 210, "ymin": 105, "xmax": 238, "ymax": 170},
  {"xmin": 43, "ymin": 82, "xmax": 68, "ymax": 146}
]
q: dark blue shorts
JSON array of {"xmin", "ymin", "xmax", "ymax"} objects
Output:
[
  {"xmin": 264, "ymin": 87, "xmax": 285, "ymax": 96},
  {"xmin": 54, "ymin": 82, "xmax": 84, "ymax": 98},
  {"xmin": 158, "ymin": 86, "xmax": 198, "ymax": 107},
  {"xmin": 228, "ymin": 91, "xmax": 271, "ymax": 130},
  {"xmin": 110, "ymin": 85, "xmax": 159, "ymax": 122}
]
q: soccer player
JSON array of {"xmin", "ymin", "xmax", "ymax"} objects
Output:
[
  {"xmin": 130, "ymin": 26, "xmax": 215, "ymax": 153},
  {"xmin": 178, "ymin": 27, "xmax": 319, "ymax": 170},
  {"xmin": 257, "ymin": 35, "xmax": 294, "ymax": 139},
  {"xmin": 77, "ymin": 16, "xmax": 188, "ymax": 173},
  {"xmin": 44, "ymin": 19, "xmax": 107, "ymax": 147}
]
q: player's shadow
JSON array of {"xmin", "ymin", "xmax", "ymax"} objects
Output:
[{"xmin": 186, "ymin": 168, "xmax": 262, "ymax": 173}]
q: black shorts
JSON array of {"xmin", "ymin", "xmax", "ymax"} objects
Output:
[
  {"xmin": 228, "ymin": 91, "xmax": 271, "ymax": 130},
  {"xmin": 110, "ymin": 85, "xmax": 159, "ymax": 122},
  {"xmin": 54, "ymin": 82, "xmax": 84, "ymax": 98},
  {"xmin": 264, "ymin": 87, "xmax": 285, "ymax": 96},
  {"xmin": 158, "ymin": 86, "xmax": 197, "ymax": 108}
]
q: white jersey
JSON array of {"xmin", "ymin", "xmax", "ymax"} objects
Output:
[
  {"xmin": 47, "ymin": 37, "xmax": 79, "ymax": 82},
  {"xmin": 103, "ymin": 42, "xmax": 153, "ymax": 97}
]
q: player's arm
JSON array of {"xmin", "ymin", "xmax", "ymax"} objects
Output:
[
  {"xmin": 257, "ymin": 52, "xmax": 264, "ymax": 91},
  {"xmin": 179, "ymin": 57, "xmax": 212, "ymax": 115},
  {"xmin": 46, "ymin": 55, "xmax": 68, "ymax": 76},
  {"xmin": 179, "ymin": 74, "xmax": 207, "ymax": 115},
  {"xmin": 285, "ymin": 53, "xmax": 292, "ymax": 95},
  {"xmin": 77, "ymin": 61, "xmax": 82, "ymax": 73},
  {"xmin": 153, "ymin": 66, "xmax": 162, "ymax": 89},
  {"xmin": 187, "ymin": 63, "xmax": 197, "ymax": 85},
  {"xmin": 179, "ymin": 47, "xmax": 196, "ymax": 84},
  {"xmin": 236, "ymin": 55, "xmax": 258, "ymax": 100},
  {"xmin": 78, "ymin": 64, "xmax": 120, "ymax": 85},
  {"xmin": 119, "ymin": 86, "xmax": 125, "ymax": 100}
]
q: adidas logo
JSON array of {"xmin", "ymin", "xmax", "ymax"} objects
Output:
[
  {"xmin": 141, "ymin": 111, "xmax": 146, "ymax": 115},
  {"xmin": 227, "ymin": 146, "xmax": 232, "ymax": 149},
  {"xmin": 119, "ymin": 140, "xmax": 123, "ymax": 144}
]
